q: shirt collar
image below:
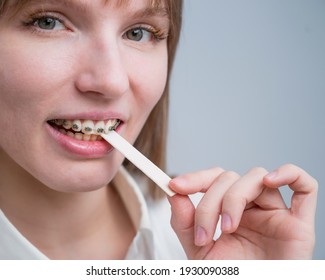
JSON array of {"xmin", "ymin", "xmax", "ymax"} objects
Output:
[
  {"xmin": 112, "ymin": 167, "xmax": 151, "ymax": 231},
  {"xmin": 113, "ymin": 167, "xmax": 155, "ymax": 259},
  {"xmin": 0, "ymin": 167, "xmax": 155, "ymax": 259},
  {"xmin": 0, "ymin": 210, "xmax": 48, "ymax": 259}
]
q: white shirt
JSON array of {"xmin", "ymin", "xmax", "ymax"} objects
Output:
[{"xmin": 0, "ymin": 167, "xmax": 186, "ymax": 260}]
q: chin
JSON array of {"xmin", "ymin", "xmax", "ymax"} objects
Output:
[
  {"xmin": 46, "ymin": 174, "xmax": 115, "ymax": 193},
  {"xmin": 35, "ymin": 161, "xmax": 120, "ymax": 193}
]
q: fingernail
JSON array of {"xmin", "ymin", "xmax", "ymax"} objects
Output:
[
  {"xmin": 195, "ymin": 226, "xmax": 207, "ymax": 246},
  {"xmin": 221, "ymin": 213, "xmax": 232, "ymax": 232},
  {"xmin": 170, "ymin": 177, "xmax": 187, "ymax": 188},
  {"xmin": 265, "ymin": 170, "xmax": 278, "ymax": 180}
]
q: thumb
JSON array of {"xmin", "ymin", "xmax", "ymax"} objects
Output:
[{"xmin": 167, "ymin": 194, "xmax": 198, "ymax": 257}]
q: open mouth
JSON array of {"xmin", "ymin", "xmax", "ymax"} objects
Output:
[{"xmin": 47, "ymin": 118, "xmax": 121, "ymax": 141}]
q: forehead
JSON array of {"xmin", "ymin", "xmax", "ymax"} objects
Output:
[
  {"xmin": 1, "ymin": 0, "xmax": 171, "ymax": 24},
  {"xmin": 2, "ymin": 0, "xmax": 168, "ymax": 12}
]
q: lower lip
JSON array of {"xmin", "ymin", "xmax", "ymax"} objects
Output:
[{"xmin": 46, "ymin": 123, "xmax": 119, "ymax": 158}]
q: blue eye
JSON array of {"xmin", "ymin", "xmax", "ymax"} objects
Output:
[
  {"xmin": 125, "ymin": 28, "xmax": 153, "ymax": 42},
  {"xmin": 33, "ymin": 16, "xmax": 65, "ymax": 31}
]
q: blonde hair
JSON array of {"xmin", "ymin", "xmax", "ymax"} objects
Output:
[{"xmin": 0, "ymin": 0, "xmax": 183, "ymax": 198}]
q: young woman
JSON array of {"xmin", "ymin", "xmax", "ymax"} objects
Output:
[{"xmin": 0, "ymin": 0, "xmax": 318, "ymax": 260}]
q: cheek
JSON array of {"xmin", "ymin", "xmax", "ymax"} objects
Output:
[
  {"xmin": 0, "ymin": 48, "xmax": 37, "ymax": 142},
  {"xmin": 0, "ymin": 41, "xmax": 74, "ymax": 159},
  {"xmin": 130, "ymin": 49, "xmax": 168, "ymax": 116},
  {"xmin": 124, "ymin": 50, "xmax": 168, "ymax": 144},
  {"xmin": 0, "ymin": 45, "xmax": 70, "ymax": 106},
  {"xmin": 0, "ymin": 41, "xmax": 75, "ymax": 135}
]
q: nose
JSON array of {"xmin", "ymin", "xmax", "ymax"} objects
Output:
[{"xmin": 75, "ymin": 39, "xmax": 130, "ymax": 100}]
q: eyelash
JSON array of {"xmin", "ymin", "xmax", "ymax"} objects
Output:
[
  {"xmin": 22, "ymin": 13, "xmax": 67, "ymax": 33},
  {"xmin": 127, "ymin": 25, "xmax": 168, "ymax": 42},
  {"xmin": 21, "ymin": 13, "xmax": 168, "ymax": 42}
]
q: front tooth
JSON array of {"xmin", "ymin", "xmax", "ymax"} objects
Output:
[
  {"xmin": 82, "ymin": 120, "xmax": 95, "ymax": 134},
  {"xmin": 74, "ymin": 133, "xmax": 83, "ymax": 140},
  {"xmin": 72, "ymin": 120, "xmax": 82, "ymax": 132},
  {"xmin": 67, "ymin": 131, "xmax": 74, "ymax": 138},
  {"xmin": 83, "ymin": 134, "xmax": 91, "ymax": 141},
  {"xmin": 110, "ymin": 119, "xmax": 120, "ymax": 131},
  {"xmin": 104, "ymin": 120, "xmax": 114, "ymax": 133},
  {"xmin": 63, "ymin": 120, "xmax": 73, "ymax": 130},
  {"xmin": 94, "ymin": 121, "xmax": 105, "ymax": 135}
]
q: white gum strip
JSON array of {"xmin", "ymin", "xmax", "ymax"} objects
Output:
[{"xmin": 101, "ymin": 131, "xmax": 176, "ymax": 197}]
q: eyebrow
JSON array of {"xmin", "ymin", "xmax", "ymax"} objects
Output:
[
  {"xmin": 27, "ymin": 0, "xmax": 91, "ymax": 13},
  {"xmin": 23, "ymin": 0, "xmax": 169, "ymax": 19},
  {"xmin": 130, "ymin": 6, "xmax": 169, "ymax": 19}
]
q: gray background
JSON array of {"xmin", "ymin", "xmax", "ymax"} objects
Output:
[{"xmin": 167, "ymin": 0, "xmax": 325, "ymax": 259}]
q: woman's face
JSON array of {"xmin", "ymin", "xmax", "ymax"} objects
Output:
[{"xmin": 0, "ymin": 0, "xmax": 169, "ymax": 192}]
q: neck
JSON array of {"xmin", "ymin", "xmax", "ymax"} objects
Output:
[{"xmin": 0, "ymin": 150, "xmax": 135, "ymax": 259}]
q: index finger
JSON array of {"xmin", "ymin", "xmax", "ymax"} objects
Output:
[{"xmin": 169, "ymin": 167, "xmax": 225, "ymax": 195}]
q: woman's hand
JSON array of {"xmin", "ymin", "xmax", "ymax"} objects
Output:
[{"xmin": 168, "ymin": 164, "xmax": 318, "ymax": 259}]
